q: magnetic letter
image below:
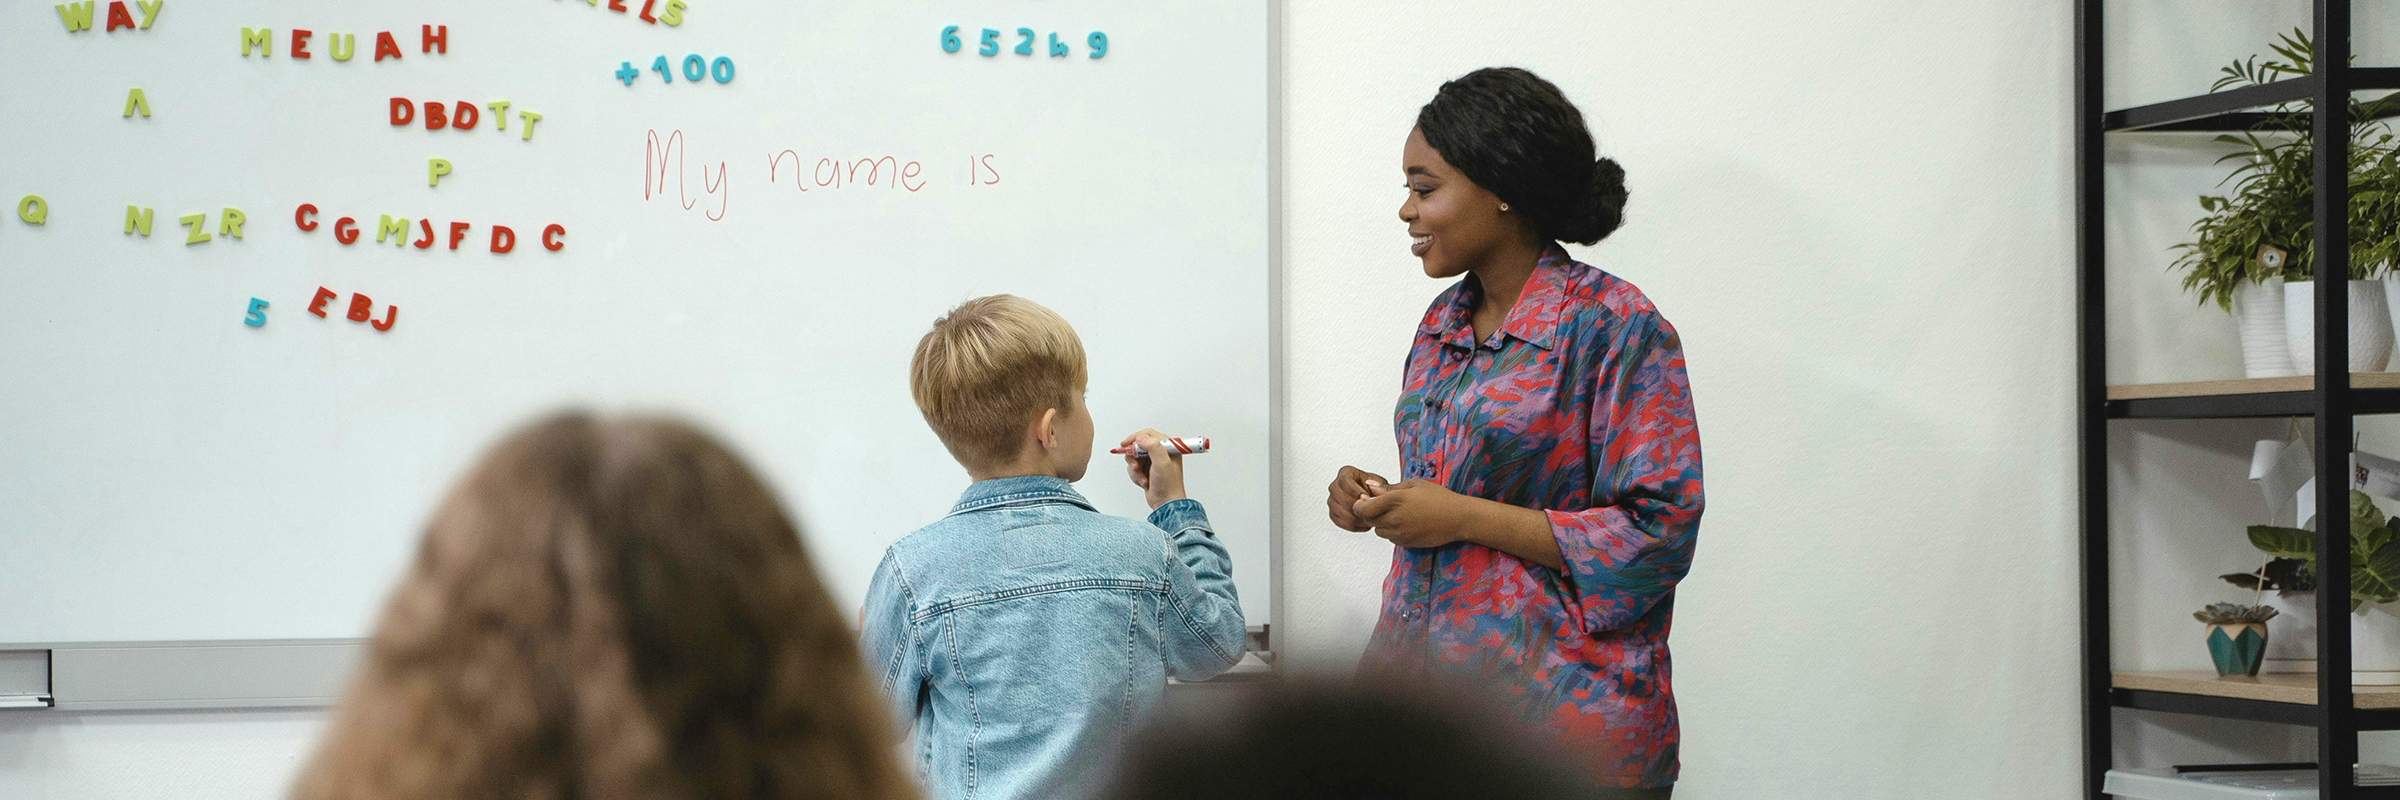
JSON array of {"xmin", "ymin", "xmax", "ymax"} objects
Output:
[
  {"xmin": 308, "ymin": 286, "xmax": 336, "ymax": 317},
  {"xmin": 370, "ymin": 304, "xmax": 397, "ymax": 332},
  {"xmin": 374, "ymin": 30, "xmax": 399, "ymax": 61},
  {"xmin": 413, "ymin": 219, "xmax": 434, "ymax": 248},
  {"xmin": 125, "ymin": 205, "xmax": 152, "ymax": 235},
  {"xmin": 447, "ymin": 221, "xmax": 469, "ymax": 250},
  {"xmin": 518, "ymin": 110, "xmax": 542, "ymax": 141},
  {"xmin": 105, "ymin": 2, "xmax": 132, "ymax": 32},
  {"xmin": 290, "ymin": 29, "xmax": 311, "ymax": 58},
  {"xmin": 328, "ymin": 32, "xmax": 353, "ymax": 61},
  {"xmin": 122, "ymin": 87, "xmax": 148, "ymax": 117},
  {"xmin": 450, "ymin": 101, "xmax": 477, "ymax": 129},
  {"xmin": 608, "ymin": 0, "xmax": 626, "ymax": 11},
  {"xmin": 376, "ymin": 215, "xmax": 409, "ymax": 244},
  {"xmin": 638, "ymin": 0, "xmax": 657, "ymax": 23},
  {"xmin": 423, "ymin": 101, "xmax": 446, "ymax": 130},
  {"xmin": 388, "ymin": 97, "xmax": 414, "ymax": 126},
  {"xmin": 420, "ymin": 24, "xmax": 445, "ymax": 54},
  {"xmin": 487, "ymin": 100, "xmax": 510, "ymax": 131},
  {"xmin": 428, "ymin": 158, "xmax": 452, "ymax": 186},
  {"xmin": 489, "ymin": 225, "xmax": 515, "ymax": 253},
  {"xmin": 135, "ymin": 0, "xmax": 158, "ymax": 28},
  {"xmin": 346, "ymin": 293, "xmax": 372, "ymax": 322},
  {"xmin": 17, "ymin": 196, "xmax": 47, "ymax": 225},
  {"xmin": 240, "ymin": 26, "xmax": 269, "ymax": 56},
  {"xmin": 333, "ymin": 217, "xmax": 358, "ymax": 244},
  {"xmin": 660, "ymin": 0, "xmax": 685, "ymax": 26},
  {"xmin": 218, "ymin": 207, "xmax": 244, "ymax": 238},
  {"xmin": 57, "ymin": 2, "xmax": 94, "ymax": 32},
  {"xmin": 542, "ymin": 223, "xmax": 565, "ymax": 251},
  {"xmin": 293, "ymin": 203, "xmax": 318, "ymax": 231},
  {"xmin": 180, "ymin": 212, "xmax": 209, "ymax": 243},
  {"xmin": 244, "ymin": 298, "xmax": 268, "ymax": 328}
]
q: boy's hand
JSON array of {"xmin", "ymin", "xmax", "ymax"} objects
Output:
[
  {"xmin": 1326, "ymin": 465, "xmax": 1389, "ymax": 532},
  {"xmin": 1122, "ymin": 428, "xmax": 1188, "ymax": 509},
  {"xmin": 1351, "ymin": 479, "xmax": 1468, "ymax": 549}
]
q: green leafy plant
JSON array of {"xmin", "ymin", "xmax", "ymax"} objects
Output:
[
  {"xmin": 2247, "ymin": 490, "xmax": 2400, "ymax": 610},
  {"xmin": 2195, "ymin": 601, "xmax": 2281, "ymax": 625},
  {"xmin": 2170, "ymin": 29, "xmax": 2400, "ymax": 308},
  {"xmin": 2222, "ymin": 556, "xmax": 2318, "ymax": 593}
]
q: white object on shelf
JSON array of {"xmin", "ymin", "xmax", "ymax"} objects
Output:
[
  {"xmin": 2105, "ymin": 765, "xmax": 2400, "ymax": 799},
  {"xmin": 2284, "ymin": 280, "xmax": 2395, "ymax": 373},
  {"xmin": 2237, "ymin": 281, "xmax": 2298, "ymax": 378},
  {"xmin": 2261, "ymin": 591, "xmax": 2317, "ymax": 674}
]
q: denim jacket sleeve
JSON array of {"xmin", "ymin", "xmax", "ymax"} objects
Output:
[
  {"xmin": 1147, "ymin": 498, "xmax": 1246, "ymax": 679},
  {"xmin": 860, "ymin": 549, "xmax": 923, "ymax": 732}
]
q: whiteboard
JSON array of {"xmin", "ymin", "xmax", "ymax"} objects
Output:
[{"xmin": 0, "ymin": 0, "xmax": 1270, "ymax": 644}]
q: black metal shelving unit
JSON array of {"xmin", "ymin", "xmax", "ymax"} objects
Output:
[{"xmin": 2079, "ymin": 1, "xmax": 2400, "ymax": 797}]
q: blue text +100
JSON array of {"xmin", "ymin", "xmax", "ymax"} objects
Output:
[{"xmin": 615, "ymin": 54, "xmax": 734, "ymax": 86}]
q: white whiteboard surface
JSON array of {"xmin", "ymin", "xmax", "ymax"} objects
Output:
[{"xmin": 0, "ymin": 0, "xmax": 1269, "ymax": 644}]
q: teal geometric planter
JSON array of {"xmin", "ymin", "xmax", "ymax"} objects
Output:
[{"xmin": 2206, "ymin": 623, "xmax": 2269, "ymax": 677}]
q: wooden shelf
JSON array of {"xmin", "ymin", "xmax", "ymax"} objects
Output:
[
  {"xmin": 2105, "ymin": 374, "xmax": 2400, "ymax": 419},
  {"xmin": 2114, "ymin": 670, "xmax": 2400, "ymax": 709}
]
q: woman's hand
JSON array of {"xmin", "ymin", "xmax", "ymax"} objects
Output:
[
  {"xmin": 1326, "ymin": 465, "xmax": 1389, "ymax": 532},
  {"xmin": 1350, "ymin": 479, "xmax": 1474, "ymax": 549},
  {"xmin": 1121, "ymin": 428, "xmax": 1188, "ymax": 509}
]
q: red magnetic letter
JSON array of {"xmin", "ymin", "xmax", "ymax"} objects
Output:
[
  {"xmin": 371, "ymin": 305, "xmax": 398, "ymax": 332},
  {"xmin": 105, "ymin": 1, "xmax": 133, "ymax": 31},
  {"xmin": 421, "ymin": 24, "xmax": 445, "ymax": 53},
  {"xmin": 448, "ymin": 221, "xmax": 470, "ymax": 250},
  {"xmin": 451, "ymin": 101, "xmax": 478, "ymax": 130},
  {"xmin": 608, "ymin": 0, "xmax": 627, "ymax": 11},
  {"xmin": 413, "ymin": 219, "xmax": 434, "ymax": 248},
  {"xmin": 423, "ymin": 101, "xmax": 446, "ymax": 130},
  {"xmin": 309, "ymin": 286, "xmax": 337, "ymax": 318},
  {"xmin": 638, "ymin": 0, "xmax": 659, "ymax": 23},
  {"xmin": 542, "ymin": 223, "xmax": 565, "ymax": 251},
  {"xmin": 374, "ymin": 30, "xmax": 401, "ymax": 61},
  {"xmin": 389, "ymin": 97, "xmax": 414, "ymax": 126},
  {"xmin": 347, "ymin": 294, "xmax": 373, "ymax": 322},
  {"xmin": 333, "ymin": 217, "xmax": 359, "ymax": 244},
  {"xmin": 295, "ymin": 203, "xmax": 319, "ymax": 231},
  {"xmin": 291, "ymin": 29, "xmax": 312, "ymax": 59},
  {"xmin": 489, "ymin": 225, "xmax": 515, "ymax": 253}
]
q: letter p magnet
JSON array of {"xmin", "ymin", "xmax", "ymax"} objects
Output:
[{"xmin": 428, "ymin": 158, "xmax": 452, "ymax": 187}]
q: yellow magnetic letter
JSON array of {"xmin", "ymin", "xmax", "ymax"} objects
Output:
[
  {"xmin": 135, "ymin": 0, "xmax": 160, "ymax": 28},
  {"xmin": 660, "ymin": 0, "xmax": 685, "ymax": 26},
  {"xmin": 218, "ymin": 207, "xmax": 244, "ymax": 238},
  {"xmin": 181, "ymin": 212, "xmax": 209, "ymax": 243},
  {"xmin": 328, "ymin": 32, "xmax": 353, "ymax": 61},
  {"xmin": 122, "ymin": 87, "xmax": 149, "ymax": 118},
  {"xmin": 56, "ymin": 2, "xmax": 93, "ymax": 32},
  {"xmin": 124, "ymin": 205, "xmax": 152, "ymax": 236},
  {"xmin": 487, "ymin": 101, "xmax": 510, "ymax": 131},
  {"xmin": 428, "ymin": 158, "xmax": 452, "ymax": 187},
  {"xmin": 241, "ymin": 27, "xmax": 270, "ymax": 56},
  {"xmin": 376, "ymin": 215, "xmax": 409, "ymax": 244},
  {"xmin": 18, "ymin": 196, "xmax": 48, "ymax": 225},
  {"xmin": 518, "ymin": 110, "xmax": 543, "ymax": 141}
]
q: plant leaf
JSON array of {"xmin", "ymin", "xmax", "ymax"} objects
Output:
[{"xmin": 2252, "ymin": 525, "xmax": 2318, "ymax": 559}]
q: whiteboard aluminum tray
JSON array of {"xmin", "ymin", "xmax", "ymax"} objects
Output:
[{"xmin": 2106, "ymin": 767, "xmax": 2400, "ymax": 799}]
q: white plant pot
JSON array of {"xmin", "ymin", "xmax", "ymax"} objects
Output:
[
  {"xmin": 2263, "ymin": 591, "xmax": 2319, "ymax": 673},
  {"xmin": 2235, "ymin": 282, "xmax": 2299, "ymax": 378},
  {"xmin": 2357, "ymin": 604, "xmax": 2400, "ymax": 685},
  {"xmin": 2284, "ymin": 280, "xmax": 2396, "ymax": 373}
]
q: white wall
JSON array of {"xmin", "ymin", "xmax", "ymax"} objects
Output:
[{"xmin": 24, "ymin": 1, "xmax": 2400, "ymax": 798}]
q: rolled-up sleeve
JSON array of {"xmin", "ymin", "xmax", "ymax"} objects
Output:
[{"xmin": 1544, "ymin": 316, "xmax": 1703, "ymax": 635}]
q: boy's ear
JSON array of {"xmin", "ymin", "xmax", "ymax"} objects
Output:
[{"xmin": 1033, "ymin": 408, "xmax": 1060, "ymax": 451}]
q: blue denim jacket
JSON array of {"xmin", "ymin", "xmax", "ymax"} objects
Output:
[{"xmin": 862, "ymin": 476, "xmax": 1246, "ymax": 800}]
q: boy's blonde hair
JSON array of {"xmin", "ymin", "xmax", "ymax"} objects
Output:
[{"xmin": 910, "ymin": 295, "xmax": 1088, "ymax": 470}]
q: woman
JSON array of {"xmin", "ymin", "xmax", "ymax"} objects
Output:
[
  {"xmin": 291, "ymin": 412, "xmax": 917, "ymax": 800},
  {"xmin": 1326, "ymin": 67, "xmax": 1703, "ymax": 798}
]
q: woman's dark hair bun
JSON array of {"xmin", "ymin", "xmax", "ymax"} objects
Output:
[{"xmin": 1416, "ymin": 67, "xmax": 1628, "ymax": 246}]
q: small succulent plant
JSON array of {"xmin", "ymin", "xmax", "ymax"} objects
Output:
[{"xmin": 2195, "ymin": 602, "xmax": 2281, "ymax": 625}]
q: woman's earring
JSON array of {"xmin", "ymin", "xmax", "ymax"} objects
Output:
[{"xmin": 1499, "ymin": 203, "xmax": 1511, "ymax": 212}]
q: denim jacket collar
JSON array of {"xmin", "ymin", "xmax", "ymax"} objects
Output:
[{"xmin": 949, "ymin": 475, "xmax": 1098, "ymax": 516}]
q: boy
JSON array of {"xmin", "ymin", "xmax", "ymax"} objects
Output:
[{"xmin": 864, "ymin": 295, "xmax": 1247, "ymax": 800}]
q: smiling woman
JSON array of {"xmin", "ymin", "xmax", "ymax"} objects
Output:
[{"xmin": 1326, "ymin": 67, "xmax": 1701, "ymax": 799}]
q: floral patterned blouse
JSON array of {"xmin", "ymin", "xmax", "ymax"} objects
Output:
[{"xmin": 1361, "ymin": 245, "xmax": 1703, "ymax": 789}]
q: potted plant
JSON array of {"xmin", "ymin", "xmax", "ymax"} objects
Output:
[
  {"xmin": 2195, "ymin": 602, "xmax": 2278, "ymax": 677},
  {"xmin": 2247, "ymin": 490, "xmax": 2400, "ymax": 683},
  {"xmin": 2355, "ymin": 135, "xmax": 2400, "ymax": 339},
  {"xmin": 2173, "ymin": 30, "xmax": 2397, "ymax": 374},
  {"xmin": 2222, "ymin": 557, "xmax": 2319, "ymax": 672}
]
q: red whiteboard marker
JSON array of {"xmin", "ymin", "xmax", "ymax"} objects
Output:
[{"xmin": 1110, "ymin": 437, "xmax": 1210, "ymax": 457}]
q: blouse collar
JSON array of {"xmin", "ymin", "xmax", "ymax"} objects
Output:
[{"xmin": 1415, "ymin": 243, "xmax": 1577, "ymax": 351}]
